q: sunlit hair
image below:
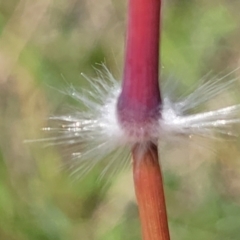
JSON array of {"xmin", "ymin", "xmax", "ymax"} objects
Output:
[{"xmin": 29, "ymin": 66, "xmax": 240, "ymax": 179}]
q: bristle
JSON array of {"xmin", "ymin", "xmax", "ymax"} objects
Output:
[
  {"xmin": 161, "ymin": 69, "xmax": 240, "ymax": 138},
  {"xmin": 33, "ymin": 66, "xmax": 240, "ymax": 178}
]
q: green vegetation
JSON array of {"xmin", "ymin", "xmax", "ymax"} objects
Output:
[{"xmin": 1, "ymin": 0, "xmax": 240, "ymax": 239}]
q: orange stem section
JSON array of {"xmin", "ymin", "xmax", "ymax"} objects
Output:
[{"xmin": 133, "ymin": 143, "xmax": 170, "ymax": 240}]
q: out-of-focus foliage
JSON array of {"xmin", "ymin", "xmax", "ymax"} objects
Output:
[{"xmin": 1, "ymin": 0, "xmax": 240, "ymax": 239}]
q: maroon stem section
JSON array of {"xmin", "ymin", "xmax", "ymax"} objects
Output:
[
  {"xmin": 118, "ymin": 0, "xmax": 162, "ymax": 123},
  {"xmin": 133, "ymin": 144, "xmax": 170, "ymax": 240}
]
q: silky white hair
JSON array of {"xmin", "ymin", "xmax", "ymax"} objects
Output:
[{"xmin": 29, "ymin": 66, "xmax": 240, "ymax": 179}]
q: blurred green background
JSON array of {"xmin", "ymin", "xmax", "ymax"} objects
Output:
[{"xmin": 1, "ymin": 0, "xmax": 240, "ymax": 239}]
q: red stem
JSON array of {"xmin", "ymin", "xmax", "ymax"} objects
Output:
[
  {"xmin": 118, "ymin": 0, "xmax": 162, "ymax": 123},
  {"xmin": 117, "ymin": 1, "xmax": 170, "ymax": 238}
]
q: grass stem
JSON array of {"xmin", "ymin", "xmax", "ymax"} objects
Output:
[{"xmin": 133, "ymin": 143, "xmax": 170, "ymax": 240}]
